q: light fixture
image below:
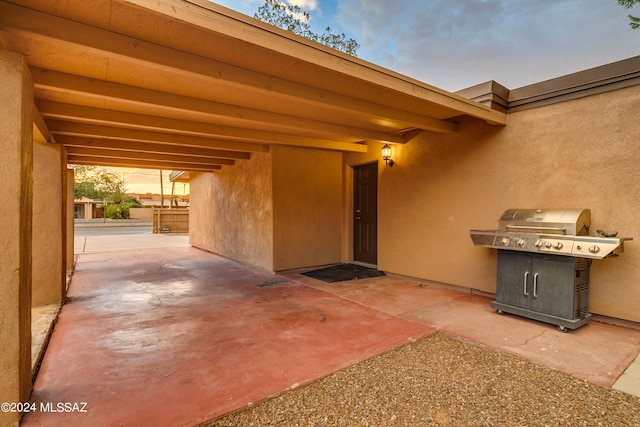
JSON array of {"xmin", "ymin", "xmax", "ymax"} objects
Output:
[{"xmin": 381, "ymin": 144, "xmax": 394, "ymax": 167}]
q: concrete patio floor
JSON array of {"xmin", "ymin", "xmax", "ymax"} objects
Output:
[{"xmin": 23, "ymin": 233, "xmax": 640, "ymax": 426}]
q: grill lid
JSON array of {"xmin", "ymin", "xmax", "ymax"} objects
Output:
[
  {"xmin": 470, "ymin": 208, "xmax": 631, "ymax": 259},
  {"xmin": 499, "ymin": 209, "xmax": 590, "ymax": 236}
]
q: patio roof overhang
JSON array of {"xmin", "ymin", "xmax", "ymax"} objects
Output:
[{"xmin": 0, "ymin": 0, "xmax": 507, "ymax": 172}]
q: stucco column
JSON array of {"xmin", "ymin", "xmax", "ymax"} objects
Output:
[
  {"xmin": 32, "ymin": 141, "xmax": 65, "ymax": 306},
  {"xmin": 0, "ymin": 50, "xmax": 33, "ymax": 426},
  {"xmin": 66, "ymin": 168, "xmax": 75, "ymax": 273}
]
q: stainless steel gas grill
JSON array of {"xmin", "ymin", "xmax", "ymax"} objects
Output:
[{"xmin": 470, "ymin": 209, "xmax": 632, "ymax": 331}]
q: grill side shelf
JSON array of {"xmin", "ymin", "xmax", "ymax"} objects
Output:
[
  {"xmin": 469, "ymin": 230, "xmax": 497, "ymax": 248},
  {"xmin": 572, "ymin": 236, "xmax": 632, "ymax": 259}
]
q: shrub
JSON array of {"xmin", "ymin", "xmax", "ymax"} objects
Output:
[{"xmin": 103, "ymin": 204, "xmax": 122, "ymax": 219}]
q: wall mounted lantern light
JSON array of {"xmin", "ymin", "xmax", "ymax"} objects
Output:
[{"xmin": 381, "ymin": 144, "xmax": 395, "ymax": 167}]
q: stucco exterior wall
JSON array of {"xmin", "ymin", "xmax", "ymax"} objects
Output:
[
  {"xmin": 0, "ymin": 50, "xmax": 33, "ymax": 425},
  {"xmin": 189, "ymin": 146, "xmax": 344, "ymax": 273},
  {"xmin": 32, "ymin": 141, "xmax": 64, "ymax": 306},
  {"xmin": 66, "ymin": 168, "xmax": 74, "ymax": 273},
  {"xmin": 355, "ymin": 85, "xmax": 640, "ymax": 322},
  {"xmin": 189, "ymin": 152, "xmax": 274, "ymax": 271},
  {"xmin": 272, "ymin": 146, "xmax": 342, "ymax": 271}
]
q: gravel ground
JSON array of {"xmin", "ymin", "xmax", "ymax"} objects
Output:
[{"xmin": 202, "ymin": 333, "xmax": 640, "ymax": 427}]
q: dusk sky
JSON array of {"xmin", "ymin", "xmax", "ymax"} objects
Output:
[
  {"xmin": 122, "ymin": 0, "xmax": 639, "ymax": 193},
  {"xmin": 213, "ymin": 0, "xmax": 639, "ymax": 91},
  {"xmin": 112, "ymin": 168, "xmax": 190, "ymax": 196}
]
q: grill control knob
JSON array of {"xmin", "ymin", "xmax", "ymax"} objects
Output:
[
  {"xmin": 588, "ymin": 245, "xmax": 600, "ymax": 254},
  {"xmin": 534, "ymin": 240, "xmax": 543, "ymax": 248},
  {"xmin": 501, "ymin": 237, "xmax": 510, "ymax": 246},
  {"xmin": 517, "ymin": 239, "xmax": 525, "ymax": 247},
  {"xmin": 545, "ymin": 242, "xmax": 553, "ymax": 248},
  {"xmin": 554, "ymin": 242, "xmax": 563, "ymax": 250}
]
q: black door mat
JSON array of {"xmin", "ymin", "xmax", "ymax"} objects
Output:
[{"xmin": 301, "ymin": 263, "xmax": 385, "ymax": 283}]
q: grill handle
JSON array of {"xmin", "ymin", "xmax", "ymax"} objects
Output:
[
  {"xmin": 523, "ymin": 271, "xmax": 529, "ymax": 296},
  {"xmin": 506, "ymin": 225, "xmax": 567, "ymax": 233}
]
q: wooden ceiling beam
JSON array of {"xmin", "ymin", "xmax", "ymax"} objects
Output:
[
  {"xmin": 31, "ymin": 68, "xmax": 399, "ymax": 145},
  {"xmin": 66, "ymin": 146, "xmax": 235, "ymax": 166},
  {"xmin": 47, "ymin": 118, "xmax": 368, "ymax": 154},
  {"xmin": 67, "ymin": 155, "xmax": 222, "ymax": 172},
  {"xmin": 55, "ymin": 135, "xmax": 250, "ymax": 160},
  {"xmin": 37, "ymin": 100, "xmax": 378, "ymax": 149},
  {"xmin": 47, "ymin": 121, "xmax": 267, "ymax": 154}
]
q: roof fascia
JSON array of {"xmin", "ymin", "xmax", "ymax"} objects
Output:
[{"xmin": 457, "ymin": 56, "xmax": 640, "ymax": 113}]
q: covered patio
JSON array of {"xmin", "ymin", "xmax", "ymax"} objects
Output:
[
  {"xmin": 21, "ymin": 233, "xmax": 640, "ymax": 426},
  {"xmin": 3, "ymin": 1, "xmax": 640, "ymax": 425}
]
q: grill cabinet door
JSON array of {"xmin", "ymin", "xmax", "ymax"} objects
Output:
[
  {"xmin": 496, "ymin": 252, "xmax": 591, "ymax": 327},
  {"xmin": 496, "ymin": 251, "xmax": 532, "ymax": 309},
  {"xmin": 529, "ymin": 256, "xmax": 576, "ymax": 319}
]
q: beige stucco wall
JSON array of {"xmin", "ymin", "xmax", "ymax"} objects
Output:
[
  {"xmin": 189, "ymin": 151, "xmax": 274, "ymax": 271},
  {"xmin": 32, "ymin": 141, "xmax": 65, "ymax": 306},
  {"xmin": 66, "ymin": 169, "xmax": 74, "ymax": 272},
  {"xmin": 189, "ymin": 146, "xmax": 344, "ymax": 272},
  {"xmin": 272, "ymin": 146, "xmax": 342, "ymax": 271},
  {"xmin": 348, "ymin": 84, "xmax": 640, "ymax": 322},
  {"xmin": 0, "ymin": 50, "xmax": 33, "ymax": 425}
]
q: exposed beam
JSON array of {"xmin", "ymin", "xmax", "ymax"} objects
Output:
[
  {"xmin": 0, "ymin": 1, "xmax": 463, "ymax": 133},
  {"xmin": 31, "ymin": 68, "xmax": 398, "ymax": 145},
  {"xmin": 67, "ymin": 156, "xmax": 221, "ymax": 172},
  {"xmin": 66, "ymin": 146, "xmax": 235, "ymax": 166},
  {"xmin": 37, "ymin": 101, "xmax": 377, "ymax": 149},
  {"xmin": 47, "ymin": 119, "xmax": 368, "ymax": 154},
  {"xmin": 47, "ymin": 121, "xmax": 267, "ymax": 155},
  {"xmin": 271, "ymin": 138, "xmax": 368, "ymax": 152},
  {"xmin": 55, "ymin": 135, "xmax": 250, "ymax": 160}
]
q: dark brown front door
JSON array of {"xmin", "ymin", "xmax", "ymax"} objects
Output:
[{"xmin": 353, "ymin": 162, "xmax": 378, "ymax": 264}]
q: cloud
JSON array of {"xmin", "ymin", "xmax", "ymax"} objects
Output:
[
  {"xmin": 287, "ymin": 0, "xmax": 318, "ymax": 10},
  {"xmin": 336, "ymin": 0, "xmax": 639, "ymax": 91},
  {"xmin": 201, "ymin": 0, "xmax": 638, "ymax": 91}
]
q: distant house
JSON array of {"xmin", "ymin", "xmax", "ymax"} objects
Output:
[{"xmin": 73, "ymin": 197, "xmax": 103, "ymax": 220}]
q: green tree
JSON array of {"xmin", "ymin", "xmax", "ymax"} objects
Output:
[
  {"xmin": 254, "ymin": 0, "xmax": 360, "ymax": 56},
  {"xmin": 73, "ymin": 165, "xmax": 125, "ymax": 203},
  {"xmin": 618, "ymin": 0, "xmax": 640, "ymax": 29}
]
